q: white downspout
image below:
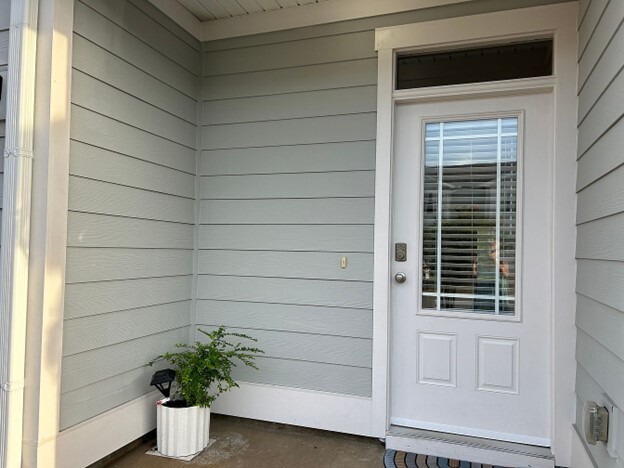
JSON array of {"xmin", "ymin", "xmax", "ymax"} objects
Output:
[{"xmin": 0, "ymin": 0, "xmax": 39, "ymax": 466}]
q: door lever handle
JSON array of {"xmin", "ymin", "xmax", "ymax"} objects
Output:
[{"xmin": 394, "ymin": 272, "xmax": 407, "ymax": 283}]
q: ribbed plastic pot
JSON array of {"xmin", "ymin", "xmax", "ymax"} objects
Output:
[{"xmin": 156, "ymin": 401, "xmax": 210, "ymax": 457}]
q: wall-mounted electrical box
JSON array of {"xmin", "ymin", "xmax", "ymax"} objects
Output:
[
  {"xmin": 0, "ymin": 68, "xmax": 7, "ymax": 120},
  {"xmin": 583, "ymin": 394, "xmax": 623, "ymax": 460},
  {"xmin": 583, "ymin": 400, "xmax": 609, "ymax": 446}
]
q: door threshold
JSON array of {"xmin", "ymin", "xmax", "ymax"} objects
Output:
[{"xmin": 386, "ymin": 425, "xmax": 554, "ymax": 468}]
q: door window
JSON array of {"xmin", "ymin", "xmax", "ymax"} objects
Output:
[{"xmin": 421, "ymin": 117, "xmax": 518, "ymax": 315}]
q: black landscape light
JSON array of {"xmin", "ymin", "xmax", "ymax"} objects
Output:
[{"xmin": 150, "ymin": 369, "xmax": 176, "ymax": 398}]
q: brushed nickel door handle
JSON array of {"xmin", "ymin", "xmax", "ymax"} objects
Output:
[{"xmin": 394, "ymin": 272, "xmax": 407, "ymax": 283}]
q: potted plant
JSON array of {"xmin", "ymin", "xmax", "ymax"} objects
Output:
[{"xmin": 147, "ymin": 326, "xmax": 263, "ymax": 458}]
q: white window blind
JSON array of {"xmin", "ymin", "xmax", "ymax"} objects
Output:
[{"xmin": 421, "ymin": 117, "xmax": 518, "ymax": 315}]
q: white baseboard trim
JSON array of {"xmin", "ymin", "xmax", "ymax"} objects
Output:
[
  {"xmin": 571, "ymin": 425, "xmax": 596, "ymax": 468},
  {"xmin": 55, "ymin": 391, "xmax": 159, "ymax": 468},
  {"xmin": 53, "ymin": 384, "xmax": 373, "ymax": 467},
  {"xmin": 211, "ymin": 382, "xmax": 373, "ymax": 437}
]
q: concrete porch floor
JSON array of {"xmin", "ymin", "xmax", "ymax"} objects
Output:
[{"xmin": 100, "ymin": 415, "xmax": 386, "ymax": 467}]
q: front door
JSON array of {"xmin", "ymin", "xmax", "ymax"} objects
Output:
[{"xmin": 390, "ymin": 92, "xmax": 553, "ymax": 446}]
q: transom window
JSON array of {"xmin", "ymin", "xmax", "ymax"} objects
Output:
[
  {"xmin": 421, "ymin": 117, "xmax": 518, "ymax": 315},
  {"xmin": 396, "ymin": 39, "xmax": 553, "ymax": 90}
]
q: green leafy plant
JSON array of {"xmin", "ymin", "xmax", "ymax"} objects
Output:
[{"xmin": 147, "ymin": 327, "xmax": 263, "ymax": 408}]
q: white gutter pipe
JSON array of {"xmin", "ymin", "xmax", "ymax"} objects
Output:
[{"xmin": 0, "ymin": 0, "xmax": 39, "ymax": 466}]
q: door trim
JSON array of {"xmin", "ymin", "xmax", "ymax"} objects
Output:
[{"xmin": 370, "ymin": 3, "xmax": 578, "ymax": 465}]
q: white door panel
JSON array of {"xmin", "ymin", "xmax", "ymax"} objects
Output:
[{"xmin": 390, "ymin": 93, "xmax": 553, "ymax": 446}]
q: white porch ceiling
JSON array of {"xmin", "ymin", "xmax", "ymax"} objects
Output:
[
  {"xmin": 150, "ymin": 0, "xmax": 473, "ymax": 42},
  {"xmin": 177, "ymin": 0, "xmax": 328, "ymax": 22}
]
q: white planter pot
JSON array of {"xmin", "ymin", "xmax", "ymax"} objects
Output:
[{"xmin": 156, "ymin": 400, "xmax": 210, "ymax": 457}]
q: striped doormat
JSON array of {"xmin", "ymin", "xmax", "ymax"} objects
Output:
[{"xmin": 383, "ymin": 449, "xmax": 513, "ymax": 468}]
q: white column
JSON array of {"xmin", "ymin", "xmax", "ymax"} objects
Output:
[
  {"xmin": 0, "ymin": 0, "xmax": 39, "ymax": 467},
  {"xmin": 21, "ymin": 0, "xmax": 74, "ymax": 466}
]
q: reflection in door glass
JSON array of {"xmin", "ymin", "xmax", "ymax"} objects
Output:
[{"xmin": 422, "ymin": 118, "xmax": 517, "ymax": 315}]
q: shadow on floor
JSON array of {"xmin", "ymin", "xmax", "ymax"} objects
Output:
[{"xmin": 102, "ymin": 414, "xmax": 385, "ymax": 467}]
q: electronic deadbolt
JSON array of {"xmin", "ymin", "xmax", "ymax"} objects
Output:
[{"xmin": 395, "ymin": 243, "xmax": 407, "ymax": 262}]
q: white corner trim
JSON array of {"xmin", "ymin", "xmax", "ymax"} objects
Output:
[
  {"xmin": 21, "ymin": 0, "xmax": 75, "ymax": 467},
  {"xmin": 571, "ymin": 425, "xmax": 596, "ymax": 468},
  {"xmin": 211, "ymin": 382, "xmax": 373, "ymax": 437},
  {"xmin": 55, "ymin": 392, "xmax": 160, "ymax": 468},
  {"xmin": 198, "ymin": 0, "xmax": 472, "ymax": 42},
  {"xmin": 372, "ymin": 3, "xmax": 578, "ymax": 466},
  {"xmin": 0, "ymin": 0, "xmax": 39, "ymax": 466},
  {"xmin": 148, "ymin": 0, "xmax": 201, "ymax": 40}
]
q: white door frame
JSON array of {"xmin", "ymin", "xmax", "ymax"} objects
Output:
[{"xmin": 370, "ymin": 3, "xmax": 578, "ymax": 465}]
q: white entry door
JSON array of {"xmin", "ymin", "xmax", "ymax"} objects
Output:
[{"xmin": 390, "ymin": 92, "xmax": 553, "ymax": 447}]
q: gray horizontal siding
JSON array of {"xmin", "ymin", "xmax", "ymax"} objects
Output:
[
  {"xmin": 198, "ymin": 225, "xmax": 373, "ymax": 252},
  {"xmin": 577, "ymin": 164, "xmax": 624, "ymax": 224},
  {"xmin": 575, "ymin": 0, "xmax": 624, "ymax": 465},
  {"xmin": 67, "ymin": 213, "xmax": 194, "ymax": 249},
  {"xmin": 200, "ymin": 141, "xmax": 376, "ymax": 176},
  {"xmin": 576, "ymin": 295, "xmax": 624, "ymax": 364},
  {"xmin": 202, "ymin": 85, "xmax": 377, "ymax": 125},
  {"xmin": 70, "ymin": 140, "xmax": 196, "ymax": 199},
  {"xmin": 72, "ymin": 34, "xmax": 197, "ymax": 123},
  {"xmin": 61, "ymin": 0, "xmax": 199, "ymax": 430},
  {"xmin": 576, "ymin": 213, "xmax": 624, "ymax": 261},
  {"xmin": 576, "ymin": 118, "xmax": 624, "ymax": 190},
  {"xmin": 0, "ymin": 0, "xmax": 7, "ymax": 257},
  {"xmin": 65, "ymin": 275, "xmax": 194, "ymax": 320},
  {"xmin": 0, "ymin": 0, "xmax": 8, "ymax": 31},
  {"xmin": 575, "ymin": 365, "xmax": 624, "ymax": 468},
  {"xmin": 196, "ymin": 276, "xmax": 372, "ymax": 309},
  {"xmin": 62, "ymin": 327, "xmax": 190, "ymax": 394},
  {"xmin": 60, "ymin": 360, "xmax": 168, "ymax": 430},
  {"xmin": 0, "ymin": 31, "xmax": 7, "ymax": 67},
  {"xmin": 63, "ymin": 300, "xmax": 193, "ymax": 356},
  {"xmin": 0, "ymin": 0, "xmax": 5, "ymax": 260},
  {"xmin": 71, "ymin": 105, "xmax": 196, "ymax": 174},
  {"xmin": 202, "ymin": 30, "xmax": 375, "ymax": 76},
  {"xmin": 198, "ymin": 250, "xmax": 373, "ymax": 281},
  {"xmin": 67, "ymin": 177, "xmax": 195, "ymax": 224},
  {"xmin": 202, "ymin": 113, "xmax": 376, "ymax": 150},
  {"xmin": 200, "ymin": 198, "xmax": 374, "ymax": 225},
  {"xmin": 229, "ymin": 356, "xmax": 371, "ymax": 397},
  {"xmin": 197, "ymin": 0, "xmax": 567, "ymax": 399},
  {"xmin": 79, "ymin": 0, "xmax": 198, "ymax": 74},
  {"xmin": 576, "ymin": 330, "xmax": 624, "ymax": 411},
  {"xmin": 203, "ymin": 58, "xmax": 377, "ymax": 100},
  {"xmin": 66, "ymin": 248, "xmax": 194, "ymax": 283},
  {"xmin": 200, "ymin": 171, "xmax": 375, "ymax": 199},
  {"xmin": 73, "ymin": 1, "xmax": 196, "ymax": 98},
  {"xmin": 197, "ymin": 326, "xmax": 371, "ymax": 369},
  {"xmin": 195, "ymin": 301, "xmax": 372, "ymax": 339},
  {"xmin": 0, "ymin": 125, "xmax": 3, "ymax": 253},
  {"xmin": 0, "ymin": 0, "xmax": 7, "ymax": 67},
  {"xmin": 72, "ymin": 70, "xmax": 196, "ymax": 148}
]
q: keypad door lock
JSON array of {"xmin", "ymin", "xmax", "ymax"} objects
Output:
[{"xmin": 395, "ymin": 243, "xmax": 407, "ymax": 262}]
